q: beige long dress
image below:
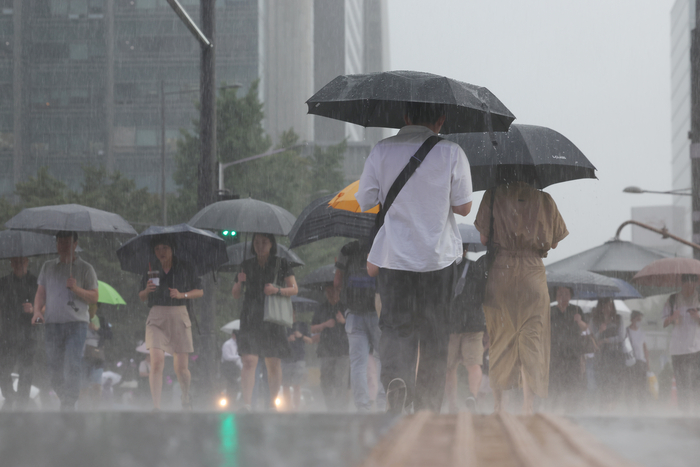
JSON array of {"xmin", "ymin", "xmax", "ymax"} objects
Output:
[{"xmin": 474, "ymin": 182, "xmax": 568, "ymax": 397}]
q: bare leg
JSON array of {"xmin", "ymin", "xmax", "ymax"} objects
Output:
[
  {"xmin": 521, "ymin": 366, "xmax": 534, "ymax": 415},
  {"xmin": 241, "ymin": 354, "xmax": 258, "ymax": 406},
  {"xmin": 466, "ymin": 364, "xmax": 483, "ymax": 399},
  {"xmin": 173, "ymin": 353, "xmax": 191, "ymax": 407},
  {"xmin": 149, "ymin": 348, "xmax": 165, "ymax": 410},
  {"xmin": 265, "ymin": 357, "xmax": 282, "ymax": 409},
  {"xmin": 445, "ymin": 366, "xmax": 459, "ymax": 413}
]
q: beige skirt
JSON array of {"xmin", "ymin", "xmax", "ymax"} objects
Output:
[{"xmin": 145, "ymin": 305, "xmax": 193, "ymax": 354}]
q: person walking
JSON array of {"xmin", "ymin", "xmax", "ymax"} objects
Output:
[
  {"xmin": 335, "ymin": 239, "xmax": 385, "ymax": 412},
  {"xmin": 662, "ymin": 274, "xmax": 700, "ymax": 412},
  {"xmin": 356, "ymin": 102, "xmax": 473, "ymax": 414},
  {"xmin": 445, "ymin": 251, "xmax": 486, "ymax": 413},
  {"xmin": 0, "ymin": 257, "xmax": 39, "ymax": 410},
  {"xmin": 32, "ymin": 231, "xmax": 99, "ymax": 411},
  {"xmin": 625, "ymin": 310, "xmax": 650, "ymax": 412},
  {"xmin": 589, "ymin": 298, "xmax": 625, "ymax": 411},
  {"xmin": 232, "ymin": 233, "xmax": 298, "ymax": 412},
  {"xmin": 221, "ymin": 330, "xmax": 243, "ymax": 404},
  {"xmin": 138, "ymin": 236, "xmax": 203, "ymax": 411},
  {"xmin": 548, "ymin": 286, "xmax": 587, "ymax": 413},
  {"xmin": 474, "ymin": 181, "xmax": 568, "ymax": 415},
  {"xmin": 311, "ymin": 283, "xmax": 350, "ymax": 411}
]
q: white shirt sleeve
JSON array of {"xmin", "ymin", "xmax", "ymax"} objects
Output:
[
  {"xmin": 222, "ymin": 339, "xmax": 242, "ymax": 368},
  {"xmin": 356, "ymin": 152, "xmax": 381, "ymax": 212}
]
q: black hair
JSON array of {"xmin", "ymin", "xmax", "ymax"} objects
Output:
[
  {"xmin": 150, "ymin": 235, "xmax": 175, "ymax": 251},
  {"xmin": 404, "ymin": 102, "xmax": 446, "ymax": 126},
  {"xmin": 56, "ymin": 230, "xmax": 78, "ymax": 241},
  {"xmin": 250, "ymin": 233, "xmax": 277, "ymax": 257}
]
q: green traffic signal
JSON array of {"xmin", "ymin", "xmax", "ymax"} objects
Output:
[{"xmin": 221, "ymin": 230, "xmax": 237, "ymax": 237}]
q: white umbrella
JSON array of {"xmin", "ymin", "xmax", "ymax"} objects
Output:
[
  {"xmin": 101, "ymin": 371, "xmax": 122, "ymax": 386},
  {"xmin": 221, "ymin": 319, "xmax": 240, "ymax": 333}
]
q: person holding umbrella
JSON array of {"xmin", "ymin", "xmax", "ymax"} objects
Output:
[
  {"xmin": 474, "ymin": 179, "xmax": 568, "ymax": 415},
  {"xmin": 231, "ymin": 233, "xmax": 298, "ymax": 412},
  {"xmin": 31, "ymin": 231, "xmax": 99, "ymax": 411},
  {"xmin": 138, "ymin": 235, "xmax": 203, "ymax": 411},
  {"xmin": 0, "ymin": 256, "xmax": 38, "ymax": 410}
]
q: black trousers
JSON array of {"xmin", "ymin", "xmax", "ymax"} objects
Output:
[
  {"xmin": 672, "ymin": 351, "xmax": 700, "ymax": 411},
  {"xmin": 377, "ymin": 264, "xmax": 455, "ymax": 413},
  {"xmin": 0, "ymin": 340, "xmax": 36, "ymax": 407}
]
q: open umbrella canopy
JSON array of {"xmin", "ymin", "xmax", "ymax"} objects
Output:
[
  {"xmin": 97, "ymin": 281, "xmax": 126, "ymax": 305},
  {"xmin": 458, "ymin": 224, "xmax": 487, "ymax": 253},
  {"xmin": 188, "ymin": 198, "xmax": 296, "ymax": 236},
  {"xmin": 328, "ymin": 180, "xmax": 379, "ymax": 213},
  {"xmin": 545, "ymin": 239, "xmax": 672, "ymax": 283},
  {"xmin": 573, "ymin": 277, "xmax": 642, "ymax": 301},
  {"xmin": 220, "ymin": 242, "xmax": 305, "ymax": 271},
  {"xmin": 221, "ymin": 319, "xmax": 240, "ymax": 333},
  {"xmin": 445, "ymin": 124, "xmax": 597, "ymax": 191},
  {"xmin": 288, "ymin": 193, "xmax": 375, "ymax": 248},
  {"xmin": 5, "ymin": 204, "xmax": 137, "ymax": 236},
  {"xmin": 0, "ymin": 230, "xmax": 60, "ymax": 259},
  {"xmin": 633, "ymin": 257, "xmax": 700, "ymax": 288},
  {"xmin": 116, "ymin": 224, "xmax": 228, "ymax": 277},
  {"xmin": 546, "ymin": 270, "xmax": 619, "ymax": 299},
  {"xmin": 298, "ymin": 264, "xmax": 336, "ymax": 287},
  {"xmin": 307, "ymin": 70, "xmax": 515, "ymax": 134}
]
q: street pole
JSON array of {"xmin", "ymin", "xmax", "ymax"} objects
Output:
[
  {"xmin": 160, "ymin": 80, "xmax": 167, "ymax": 226},
  {"xmin": 691, "ymin": 1, "xmax": 700, "ymax": 259},
  {"xmin": 198, "ymin": 0, "xmax": 217, "ymax": 405}
]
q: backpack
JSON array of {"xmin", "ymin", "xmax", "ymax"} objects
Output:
[{"xmin": 339, "ymin": 241, "xmax": 376, "ymax": 313}]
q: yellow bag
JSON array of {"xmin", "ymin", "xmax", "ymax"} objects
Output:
[{"xmin": 647, "ymin": 372, "xmax": 659, "ymax": 400}]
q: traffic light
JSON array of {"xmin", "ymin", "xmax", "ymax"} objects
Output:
[{"xmin": 219, "ymin": 230, "xmax": 240, "ymax": 244}]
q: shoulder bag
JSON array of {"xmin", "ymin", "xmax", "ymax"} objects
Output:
[
  {"xmin": 264, "ymin": 257, "xmax": 294, "ymax": 328},
  {"xmin": 368, "ymin": 135, "xmax": 443, "ymax": 242}
]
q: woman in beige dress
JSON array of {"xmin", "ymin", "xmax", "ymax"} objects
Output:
[
  {"xmin": 474, "ymin": 181, "xmax": 568, "ymax": 414},
  {"xmin": 138, "ymin": 236, "xmax": 203, "ymax": 411}
]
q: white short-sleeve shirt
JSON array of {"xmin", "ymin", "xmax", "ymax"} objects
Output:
[
  {"xmin": 356, "ymin": 125, "xmax": 473, "ymax": 272},
  {"xmin": 662, "ymin": 292, "xmax": 700, "ymax": 355}
]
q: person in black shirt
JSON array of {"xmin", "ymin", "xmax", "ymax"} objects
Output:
[
  {"xmin": 232, "ymin": 233, "xmax": 298, "ymax": 412},
  {"xmin": 0, "ymin": 257, "xmax": 38, "ymax": 410},
  {"xmin": 549, "ymin": 286, "xmax": 587, "ymax": 412},
  {"xmin": 138, "ymin": 236, "xmax": 203, "ymax": 411},
  {"xmin": 311, "ymin": 283, "xmax": 350, "ymax": 411}
]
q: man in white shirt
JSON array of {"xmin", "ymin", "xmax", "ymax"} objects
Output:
[
  {"xmin": 356, "ymin": 102, "xmax": 473, "ymax": 414},
  {"xmin": 221, "ymin": 331, "xmax": 242, "ymax": 401}
]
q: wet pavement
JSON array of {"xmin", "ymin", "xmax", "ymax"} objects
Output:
[{"xmin": 1, "ymin": 412, "xmax": 698, "ymax": 466}]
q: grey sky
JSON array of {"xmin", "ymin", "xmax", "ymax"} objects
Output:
[{"xmin": 387, "ymin": 0, "xmax": 676, "ymax": 264}]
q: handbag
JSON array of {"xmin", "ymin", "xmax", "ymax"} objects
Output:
[
  {"xmin": 84, "ymin": 344, "xmax": 105, "ymax": 364},
  {"xmin": 368, "ymin": 135, "xmax": 443, "ymax": 243},
  {"xmin": 263, "ymin": 257, "xmax": 294, "ymax": 327},
  {"xmin": 623, "ymin": 328, "xmax": 636, "ymax": 367}
]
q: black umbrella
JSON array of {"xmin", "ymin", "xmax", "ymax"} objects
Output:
[
  {"xmin": 115, "ymin": 224, "xmax": 228, "ymax": 277},
  {"xmin": 307, "ymin": 70, "xmax": 515, "ymax": 134},
  {"xmin": 0, "ymin": 231, "xmax": 61, "ymax": 259},
  {"xmin": 458, "ymin": 224, "xmax": 486, "ymax": 253},
  {"xmin": 219, "ymin": 242, "xmax": 305, "ymax": 271},
  {"xmin": 298, "ymin": 264, "xmax": 336, "ymax": 287},
  {"xmin": 188, "ymin": 198, "xmax": 296, "ymax": 236},
  {"xmin": 445, "ymin": 124, "xmax": 597, "ymax": 191},
  {"xmin": 291, "ymin": 295, "xmax": 320, "ymax": 313},
  {"xmin": 5, "ymin": 204, "xmax": 137, "ymax": 236},
  {"xmin": 546, "ymin": 270, "xmax": 620, "ymax": 300},
  {"xmin": 574, "ymin": 277, "xmax": 642, "ymax": 300},
  {"xmin": 288, "ymin": 193, "xmax": 375, "ymax": 249}
]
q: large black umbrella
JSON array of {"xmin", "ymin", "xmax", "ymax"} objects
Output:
[
  {"xmin": 307, "ymin": 70, "xmax": 515, "ymax": 134},
  {"xmin": 116, "ymin": 224, "xmax": 228, "ymax": 277},
  {"xmin": 445, "ymin": 124, "xmax": 597, "ymax": 191},
  {"xmin": 546, "ymin": 270, "xmax": 619, "ymax": 299},
  {"xmin": 546, "ymin": 239, "xmax": 672, "ymax": 284},
  {"xmin": 574, "ymin": 277, "xmax": 642, "ymax": 300},
  {"xmin": 188, "ymin": 198, "xmax": 296, "ymax": 236},
  {"xmin": 288, "ymin": 193, "xmax": 375, "ymax": 248},
  {"xmin": 5, "ymin": 204, "xmax": 137, "ymax": 236},
  {"xmin": 0, "ymin": 231, "xmax": 62, "ymax": 259},
  {"xmin": 219, "ymin": 242, "xmax": 305, "ymax": 271}
]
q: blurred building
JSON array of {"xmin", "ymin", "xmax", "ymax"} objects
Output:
[
  {"xmin": 670, "ymin": 0, "xmax": 694, "ymax": 251},
  {"xmin": 0, "ymin": 0, "xmax": 388, "ymax": 196}
]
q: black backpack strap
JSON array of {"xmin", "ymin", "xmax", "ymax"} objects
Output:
[{"xmin": 374, "ymin": 135, "xmax": 443, "ymax": 231}]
